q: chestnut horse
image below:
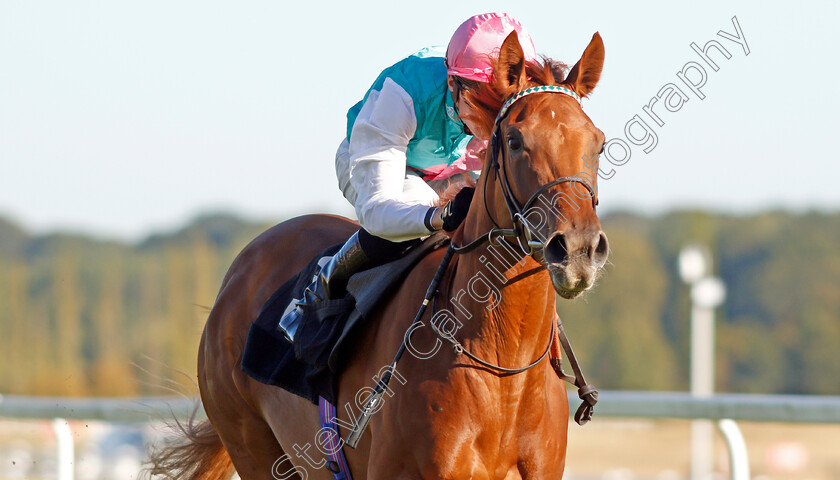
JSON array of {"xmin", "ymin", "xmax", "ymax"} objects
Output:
[{"xmin": 149, "ymin": 32, "xmax": 607, "ymax": 479}]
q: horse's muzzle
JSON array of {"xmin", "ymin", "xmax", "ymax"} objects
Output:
[{"xmin": 543, "ymin": 229, "xmax": 609, "ymax": 299}]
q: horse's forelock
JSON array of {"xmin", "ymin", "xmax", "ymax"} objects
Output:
[{"xmin": 460, "ymin": 57, "xmax": 569, "ymax": 137}]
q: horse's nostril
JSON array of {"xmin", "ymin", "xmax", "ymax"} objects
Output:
[
  {"xmin": 544, "ymin": 234, "xmax": 569, "ymax": 265},
  {"xmin": 592, "ymin": 232, "xmax": 609, "ymax": 266}
]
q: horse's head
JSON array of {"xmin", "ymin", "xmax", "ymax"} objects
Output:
[{"xmin": 464, "ymin": 32, "xmax": 609, "ymax": 299}]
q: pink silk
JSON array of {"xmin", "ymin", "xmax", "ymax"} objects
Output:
[
  {"xmin": 417, "ymin": 138, "xmax": 488, "ymax": 181},
  {"xmin": 446, "ymin": 13, "xmax": 537, "ymax": 83}
]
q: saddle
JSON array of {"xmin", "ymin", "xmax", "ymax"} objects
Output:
[{"xmin": 241, "ymin": 233, "xmax": 451, "ymax": 404}]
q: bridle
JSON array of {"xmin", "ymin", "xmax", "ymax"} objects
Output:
[
  {"xmin": 346, "ymin": 86, "xmax": 603, "ymax": 447},
  {"xmin": 437, "ymin": 85, "xmax": 600, "ymax": 374},
  {"xmin": 455, "ymin": 85, "xmax": 599, "ymax": 257}
]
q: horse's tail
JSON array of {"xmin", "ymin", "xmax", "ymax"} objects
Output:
[{"xmin": 146, "ymin": 404, "xmax": 235, "ymax": 480}]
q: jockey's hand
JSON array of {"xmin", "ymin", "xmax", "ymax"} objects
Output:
[{"xmin": 441, "ymin": 187, "xmax": 475, "ymax": 232}]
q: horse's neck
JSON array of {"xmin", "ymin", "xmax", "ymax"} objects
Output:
[{"xmin": 447, "ymin": 211, "xmax": 555, "ymax": 366}]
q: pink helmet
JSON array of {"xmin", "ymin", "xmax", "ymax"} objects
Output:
[{"xmin": 446, "ymin": 13, "xmax": 537, "ymax": 83}]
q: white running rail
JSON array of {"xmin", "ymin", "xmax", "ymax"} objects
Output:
[{"xmin": 2, "ymin": 391, "xmax": 839, "ymax": 480}]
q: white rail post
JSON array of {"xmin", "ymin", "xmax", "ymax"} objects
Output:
[
  {"xmin": 718, "ymin": 419, "xmax": 750, "ymax": 480},
  {"xmin": 679, "ymin": 245, "xmax": 726, "ymax": 480},
  {"xmin": 690, "ymin": 302, "xmax": 715, "ymax": 480},
  {"xmin": 52, "ymin": 417, "xmax": 74, "ymax": 480}
]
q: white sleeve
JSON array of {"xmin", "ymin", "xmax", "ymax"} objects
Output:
[{"xmin": 348, "ymin": 77, "xmax": 440, "ymax": 242}]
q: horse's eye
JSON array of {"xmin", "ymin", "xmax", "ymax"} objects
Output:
[{"xmin": 507, "ymin": 137, "xmax": 522, "ymax": 151}]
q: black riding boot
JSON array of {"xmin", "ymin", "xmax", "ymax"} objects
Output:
[{"xmin": 278, "ymin": 231, "xmax": 370, "ymax": 340}]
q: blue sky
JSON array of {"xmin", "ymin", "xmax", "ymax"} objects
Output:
[{"xmin": 1, "ymin": 0, "xmax": 837, "ymax": 240}]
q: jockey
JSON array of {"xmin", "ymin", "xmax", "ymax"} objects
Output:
[{"xmin": 279, "ymin": 13, "xmax": 537, "ymax": 335}]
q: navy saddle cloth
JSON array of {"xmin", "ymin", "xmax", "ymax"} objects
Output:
[{"xmin": 241, "ymin": 233, "xmax": 450, "ymax": 404}]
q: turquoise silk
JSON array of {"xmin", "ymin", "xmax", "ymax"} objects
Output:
[{"xmin": 345, "ymin": 46, "xmax": 472, "ymax": 173}]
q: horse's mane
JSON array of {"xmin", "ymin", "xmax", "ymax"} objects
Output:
[
  {"xmin": 433, "ymin": 56, "xmax": 570, "ymax": 232},
  {"xmin": 460, "ymin": 57, "xmax": 569, "ymax": 139}
]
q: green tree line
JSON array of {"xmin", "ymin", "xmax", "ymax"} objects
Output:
[{"xmin": 0, "ymin": 211, "xmax": 837, "ymax": 396}]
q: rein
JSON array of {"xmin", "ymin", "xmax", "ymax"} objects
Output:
[
  {"xmin": 345, "ymin": 85, "xmax": 600, "ymax": 448},
  {"xmin": 431, "ymin": 289, "xmax": 556, "ymax": 375}
]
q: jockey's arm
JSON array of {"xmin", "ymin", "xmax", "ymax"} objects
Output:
[{"xmin": 347, "ymin": 78, "xmax": 440, "ymax": 242}]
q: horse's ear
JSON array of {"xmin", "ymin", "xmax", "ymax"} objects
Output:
[
  {"xmin": 564, "ymin": 32, "xmax": 605, "ymax": 98},
  {"xmin": 494, "ymin": 31, "xmax": 528, "ymax": 93}
]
